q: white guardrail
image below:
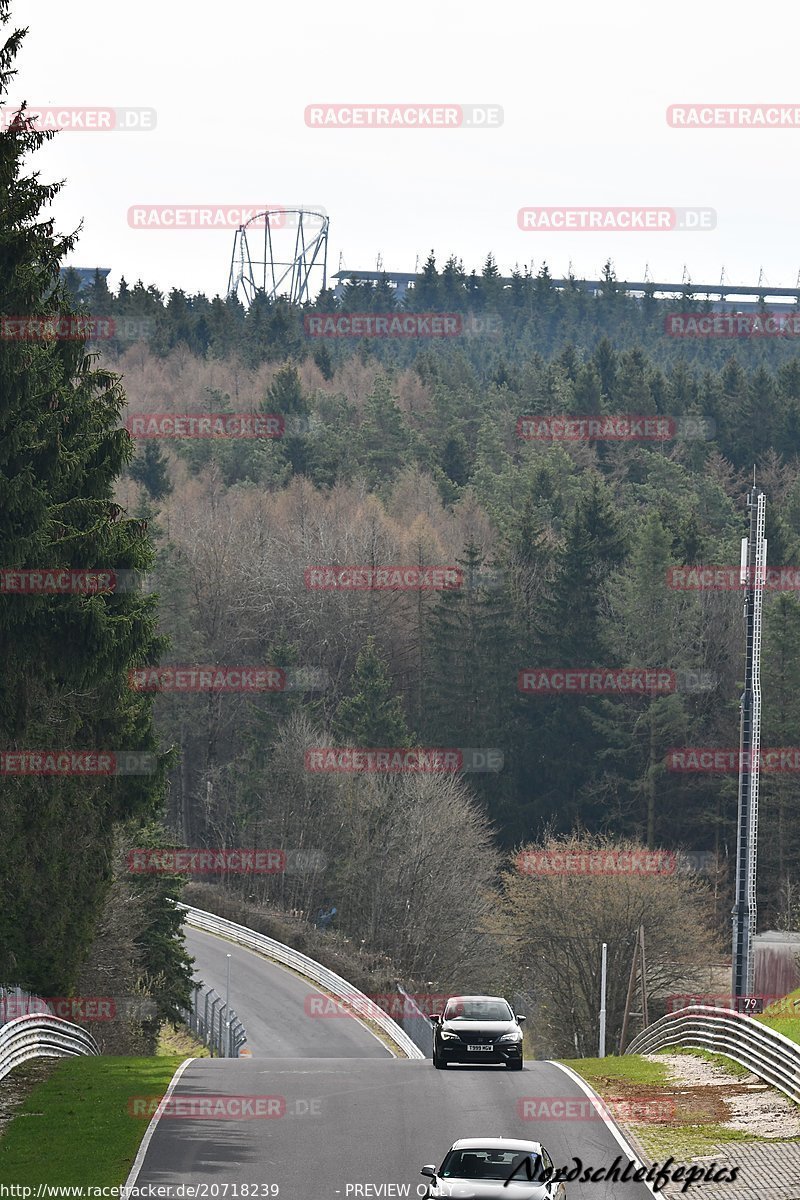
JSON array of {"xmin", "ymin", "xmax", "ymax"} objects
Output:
[
  {"xmin": 0, "ymin": 1014, "xmax": 100, "ymax": 1081},
  {"xmin": 179, "ymin": 903, "xmax": 425, "ymax": 1059},
  {"xmin": 627, "ymin": 1004, "xmax": 800, "ymax": 1103}
]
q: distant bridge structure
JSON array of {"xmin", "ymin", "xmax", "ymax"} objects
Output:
[{"xmin": 332, "ymin": 268, "xmax": 800, "ymax": 311}]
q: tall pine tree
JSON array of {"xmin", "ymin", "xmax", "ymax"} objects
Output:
[{"xmin": 0, "ymin": 4, "xmax": 166, "ymax": 992}]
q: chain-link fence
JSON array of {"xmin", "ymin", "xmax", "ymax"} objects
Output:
[
  {"xmin": 183, "ymin": 982, "xmax": 247, "ymax": 1057},
  {"xmin": 393, "ymin": 983, "xmax": 433, "ymax": 1057}
]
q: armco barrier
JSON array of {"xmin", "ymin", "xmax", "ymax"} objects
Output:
[
  {"xmin": 627, "ymin": 1004, "xmax": 800, "ymax": 1104},
  {"xmin": 0, "ymin": 1014, "xmax": 99, "ymax": 1080},
  {"xmin": 178, "ymin": 903, "xmax": 425, "ymax": 1059}
]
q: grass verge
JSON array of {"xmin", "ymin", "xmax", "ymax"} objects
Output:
[
  {"xmin": 562, "ymin": 1053, "xmax": 673, "ymax": 1089},
  {"xmin": 0, "ymin": 1055, "xmax": 186, "ymax": 1186},
  {"xmin": 756, "ymin": 986, "xmax": 800, "ymax": 1045},
  {"xmin": 157, "ymin": 1023, "xmax": 210, "ymax": 1057},
  {"xmin": 562, "ymin": 1050, "xmax": 800, "ymax": 1161}
]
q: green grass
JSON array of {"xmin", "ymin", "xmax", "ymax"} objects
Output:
[
  {"xmin": 157, "ymin": 1023, "xmax": 210, "ymax": 1057},
  {"xmin": 560, "ymin": 1053, "xmax": 674, "ymax": 1089},
  {"xmin": 564, "ymin": 1045, "xmax": 800, "ymax": 1161},
  {"xmin": 0, "ymin": 1055, "xmax": 186, "ymax": 1185},
  {"xmin": 756, "ymin": 987, "xmax": 800, "ymax": 1046},
  {"xmin": 634, "ymin": 1122, "xmax": 768, "ymax": 1160}
]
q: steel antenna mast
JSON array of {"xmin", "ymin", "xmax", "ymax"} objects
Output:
[{"xmin": 732, "ymin": 482, "xmax": 766, "ymax": 999}]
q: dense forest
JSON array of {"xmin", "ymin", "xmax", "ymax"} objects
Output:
[
  {"xmin": 103, "ymin": 281, "xmax": 800, "ymax": 1049},
  {"xmin": 103, "ymin": 281, "xmax": 800, "ymax": 873},
  {"xmin": 4, "ymin": 0, "xmax": 800, "ymax": 1060}
]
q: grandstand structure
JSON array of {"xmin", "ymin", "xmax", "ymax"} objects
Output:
[{"xmin": 59, "ymin": 267, "xmax": 111, "ymax": 292}]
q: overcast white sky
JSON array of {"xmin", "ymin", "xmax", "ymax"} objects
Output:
[{"xmin": 9, "ymin": 0, "xmax": 800, "ymax": 299}]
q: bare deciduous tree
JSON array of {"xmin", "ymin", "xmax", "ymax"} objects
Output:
[{"xmin": 493, "ymin": 833, "xmax": 722, "ymax": 1058}]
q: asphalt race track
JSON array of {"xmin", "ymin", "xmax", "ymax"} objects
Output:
[
  {"xmin": 131, "ymin": 927, "xmax": 655, "ymax": 1198},
  {"xmin": 183, "ymin": 926, "xmax": 391, "ymax": 1059}
]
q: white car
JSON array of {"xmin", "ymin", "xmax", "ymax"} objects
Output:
[{"xmin": 420, "ymin": 1137, "xmax": 567, "ymax": 1198}]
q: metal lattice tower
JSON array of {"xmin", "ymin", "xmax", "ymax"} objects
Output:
[
  {"xmin": 732, "ymin": 485, "xmax": 766, "ymax": 998},
  {"xmin": 227, "ymin": 210, "xmax": 329, "ymax": 306}
]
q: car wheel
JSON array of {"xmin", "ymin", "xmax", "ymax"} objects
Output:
[
  {"xmin": 432, "ymin": 1045, "xmax": 446, "ymax": 1069},
  {"xmin": 507, "ymin": 1057, "xmax": 523, "ymax": 1071}
]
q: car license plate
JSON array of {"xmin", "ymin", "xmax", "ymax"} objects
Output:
[{"xmin": 467, "ymin": 1044, "xmax": 493, "ymax": 1051}]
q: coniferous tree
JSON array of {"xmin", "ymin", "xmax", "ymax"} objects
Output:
[
  {"xmin": 422, "ymin": 541, "xmax": 522, "ymax": 834},
  {"xmin": 357, "ymin": 376, "xmax": 421, "ymax": 490},
  {"xmin": 0, "ymin": 4, "xmax": 166, "ymax": 992},
  {"xmin": 529, "ymin": 479, "xmax": 628, "ymax": 827},
  {"xmin": 129, "ymin": 441, "xmax": 172, "ymax": 501},
  {"xmin": 263, "ymin": 363, "xmax": 312, "ymax": 476},
  {"xmin": 332, "ymin": 637, "xmax": 412, "ymax": 748},
  {"xmin": 413, "ymin": 251, "xmax": 440, "ymax": 310}
]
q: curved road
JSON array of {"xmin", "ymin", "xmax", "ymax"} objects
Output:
[
  {"xmin": 184, "ymin": 927, "xmax": 391, "ymax": 1059},
  {"xmin": 130, "ymin": 925, "xmax": 654, "ymax": 1198}
]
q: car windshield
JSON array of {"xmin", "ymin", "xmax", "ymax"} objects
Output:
[
  {"xmin": 440, "ymin": 1150, "xmax": 541, "ymax": 1182},
  {"xmin": 444, "ymin": 1000, "xmax": 513, "ymax": 1021}
]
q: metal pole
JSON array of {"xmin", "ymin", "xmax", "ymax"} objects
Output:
[
  {"xmin": 599, "ymin": 943, "xmax": 607, "ymax": 1058},
  {"xmin": 618, "ymin": 934, "xmax": 639, "ymax": 1055},
  {"xmin": 204, "ymin": 988, "xmax": 211, "ymax": 1042},
  {"xmin": 639, "ymin": 925, "xmax": 649, "ymax": 1029},
  {"xmin": 732, "ymin": 485, "xmax": 766, "ymax": 999},
  {"xmin": 225, "ymin": 953, "xmax": 231, "ymax": 1058},
  {"xmin": 208, "ymin": 994, "xmax": 221, "ymax": 1054}
]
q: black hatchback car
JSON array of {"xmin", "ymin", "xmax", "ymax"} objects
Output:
[{"xmin": 431, "ymin": 995, "xmax": 525, "ymax": 1069}]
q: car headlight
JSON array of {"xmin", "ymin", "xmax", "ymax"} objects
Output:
[
  {"xmin": 439, "ymin": 1030, "xmax": 459, "ymax": 1040},
  {"xmin": 497, "ymin": 1032, "xmax": 522, "ymax": 1043}
]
